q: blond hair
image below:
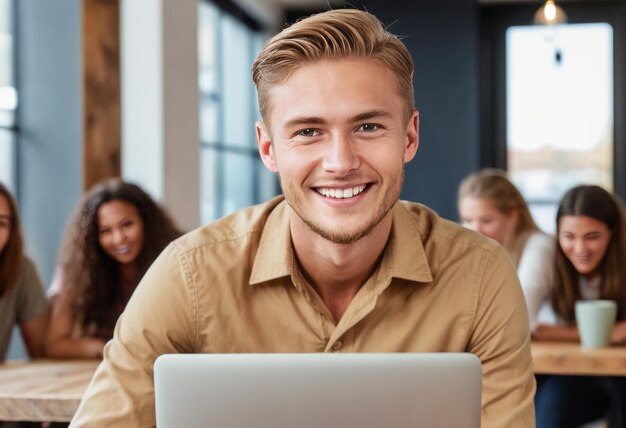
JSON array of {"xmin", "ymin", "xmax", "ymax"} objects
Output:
[
  {"xmin": 251, "ymin": 9, "xmax": 415, "ymax": 124},
  {"xmin": 458, "ymin": 169, "xmax": 539, "ymax": 240}
]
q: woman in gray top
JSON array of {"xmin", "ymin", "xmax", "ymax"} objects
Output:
[{"xmin": 0, "ymin": 182, "xmax": 47, "ymax": 361}]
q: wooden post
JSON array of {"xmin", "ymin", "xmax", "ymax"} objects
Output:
[{"xmin": 82, "ymin": 0, "xmax": 121, "ymax": 191}]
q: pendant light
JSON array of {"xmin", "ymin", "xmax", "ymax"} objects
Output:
[{"xmin": 534, "ymin": 0, "xmax": 568, "ymax": 25}]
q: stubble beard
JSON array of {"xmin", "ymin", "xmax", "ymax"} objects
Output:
[{"xmin": 280, "ymin": 169, "xmax": 404, "ymax": 245}]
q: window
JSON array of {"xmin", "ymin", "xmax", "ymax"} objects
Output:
[
  {"xmin": 506, "ymin": 23, "xmax": 613, "ymax": 232},
  {"xmin": 480, "ymin": 2, "xmax": 626, "ymax": 235},
  {"xmin": 0, "ymin": 0, "xmax": 16, "ymax": 192},
  {"xmin": 198, "ymin": 1, "xmax": 278, "ymax": 223}
]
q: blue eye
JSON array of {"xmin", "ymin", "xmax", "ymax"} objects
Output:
[{"xmin": 298, "ymin": 129, "xmax": 320, "ymax": 137}]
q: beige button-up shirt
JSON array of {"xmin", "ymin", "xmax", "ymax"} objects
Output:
[{"xmin": 71, "ymin": 196, "xmax": 535, "ymax": 427}]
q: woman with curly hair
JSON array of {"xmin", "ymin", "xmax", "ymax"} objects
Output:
[
  {"xmin": 45, "ymin": 179, "xmax": 182, "ymax": 358},
  {"xmin": 0, "ymin": 182, "xmax": 47, "ymax": 361}
]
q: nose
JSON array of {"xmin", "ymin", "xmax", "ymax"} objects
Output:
[
  {"xmin": 322, "ymin": 132, "xmax": 360, "ymax": 175},
  {"xmin": 573, "ymin": 239, "xmax": 587, "ymax": 254},
  {"xmin": 112, "ymin": 228, "xmax": 126, "ymax": 245}
]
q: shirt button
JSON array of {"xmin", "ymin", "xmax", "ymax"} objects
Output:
[{"xmin": 332, "ymin": 340, "xmax": 343, "ymax": 351}]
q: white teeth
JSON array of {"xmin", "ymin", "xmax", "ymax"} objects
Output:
[{"xmin": 317, "ymin": 184, "xmax": 366, "ymax": 199}]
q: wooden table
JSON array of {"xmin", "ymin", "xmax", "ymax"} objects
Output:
[
  {"xmin": 532, "ymin": 341, "xmax": 626, "ymax": 376},
  {"xmin": 0, "ymin": 359, "xmax": 100, "ymax": 422}
]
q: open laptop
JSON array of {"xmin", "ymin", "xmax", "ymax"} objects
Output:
[{"xmin": 154, "ymin": 352, "xmax": 481, "ymax": 428}]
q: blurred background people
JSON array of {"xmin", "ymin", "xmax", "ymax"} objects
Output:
[
  {"xmin": 534, "ymin": 184, "xmax": 626, "ymax": 340},
  {"xmin": 534, "ymin": 184, "xmax": 626, "ymax": 427},
  {"xmin": 0, "ymin": 183, "xmax": 47, "ymax": 361},
  {"xmin": 458, "ymin": 169, "xmax": 555, "ymax": 332},
  {"xmin": 45, "ymin": 179, "xmax": 182, "ymax": 358}
]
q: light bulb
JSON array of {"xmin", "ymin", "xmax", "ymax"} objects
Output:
[
  {"xmin": 544, "ymin": 1, "xmax": 557, "ymax": 22},
  {"xmin": 534, "ymin": 0, "xmax": 568, "ymax": 25}
]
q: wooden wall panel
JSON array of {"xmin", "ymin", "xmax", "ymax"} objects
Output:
[{"xmin": 82, "ymin": 0, "xmax": 121, "ymax": 191}]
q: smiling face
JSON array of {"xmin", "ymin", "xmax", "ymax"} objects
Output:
[
  {"xmin": 0, "ymin": 194, "xmax": 10, "ymax": 255},
  {"xmin": 97, "ymin": 200, "xmax": 145, "ymax": 265},
  {"xmin": 558, "ymin": 215, "xmax": 612, "ymax": 278},
  {"xmin": 256, "ymin": 59, "xmax": 418, "ymax": 244},
  {"xmin": 459, "ymin": 196, "xmax": 517, "ymax": 245}
]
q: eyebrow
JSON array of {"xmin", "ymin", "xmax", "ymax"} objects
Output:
[
  {"xmin": 283, "ymin": 110, "xmax": 394, "ymax": 129},
  {"xmin": 350, "ymin": 110, "xmax": 394, "ymax": 123},
  {"xmin": 283, "ymin": 116, "xmax": 326, "ymax": 129},
  {"xmin": 560, "ymin": 231, "xmax": 602, "ymax": 236},
  {"xmin": 98, "ymin": 216, "xmax": 134, "ymax": 229}
]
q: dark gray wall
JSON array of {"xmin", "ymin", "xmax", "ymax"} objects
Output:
[
  {"xmin": 8, "ymin": 0, "xmax": 81, "ymax": 359},
  {"xmin": 356, "ymin": 0, "xmax": 481, "ymax": 221}
]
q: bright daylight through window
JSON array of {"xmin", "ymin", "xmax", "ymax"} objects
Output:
[
  {"xmin": 198, "ymin": 1, "xmax": 277, "ymax": 223},
  {"xmin": 0, "ymin": 0, "xmax": 16, "ymax": 192},
  {"xmin": 506, "ymin": 23, "xmax": 613, "ymax": 233}
]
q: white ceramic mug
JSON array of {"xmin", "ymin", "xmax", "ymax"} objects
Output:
[{"xmin": 575, "ymin": 300, "xmax": 618, "ymax": 348}]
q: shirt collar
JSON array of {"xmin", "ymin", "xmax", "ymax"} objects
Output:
[
  {"xmin": 379, "ymin": 202, "xmax": 433, "ymax": 283},
  {"xmin": 249, "ymin": 198, "xmax": 293, "ymax": 285},
  {"xmin": 249, "ymin": 200, "xmax": 433, "ymax": 286}
]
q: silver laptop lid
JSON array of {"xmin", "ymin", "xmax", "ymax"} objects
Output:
[{"xmin": 154, "ymin": 352, "xmax": 481, "ymax": 428}]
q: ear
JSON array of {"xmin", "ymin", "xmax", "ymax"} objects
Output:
[
  {"xmin": 403, "ymin": 110, "xmax": 419, "ymax": 164},
  {"xmin": 256, "ymin": 121, "xmax": 278, "ymax": 172}
]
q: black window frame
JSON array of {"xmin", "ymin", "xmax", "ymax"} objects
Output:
[{"xmin": 198, "ymin": 0, "xmax": 278, "ymax": 222}]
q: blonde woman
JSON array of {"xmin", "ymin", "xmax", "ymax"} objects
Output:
[{"xmin": 458, "ymin": 168, "xmax": 555, "ymax": 332}]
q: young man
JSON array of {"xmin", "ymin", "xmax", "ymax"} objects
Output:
[{"xmin": 71, "ymin": 9, "xmax": 535, "ymax": 427}]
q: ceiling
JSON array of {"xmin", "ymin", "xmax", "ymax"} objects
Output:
[
  {"xmin": 265, "ymin": 0, "xmax": 540, "ymax": 4},
  {"xmin": 270, "ymin": 0, "xmax": 343, "ymax": 7},
  {"xmin": 270, "ymin": 0, "xmax": 575, "ymax": 5}
]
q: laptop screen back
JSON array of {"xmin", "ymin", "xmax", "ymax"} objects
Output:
[{"xmin": 154, "ymin": 352, "xmax": 481, "ymax": 428}]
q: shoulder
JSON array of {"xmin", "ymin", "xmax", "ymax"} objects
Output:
[
  {"xmin": 395, "ymin": 200, "xmax": 507, "ymax": 285},
  {"xmin": 16, "ymin": 256, "xmax": 42, "ymax": 287},
  {"xmin": 173, "ymin": 196, "xmax": 284, "ymax": 254},
  {"xmin": 19, "ymin": 256, "xmax": 35, "ymax": 274},
  {"xmin": 397, "ymin": 200, "xmax": 500, "ymax": 254},
  {"xmin": 521, "ymin": 231, "xmax": 555, "ymax": 256},
  {"xmin": 525, "ymin": 230, "xmax": 555, "ymax": 248},
  {"xmin": 13, "ymin": 256, "xmax": 46, "ymax": 311}
]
